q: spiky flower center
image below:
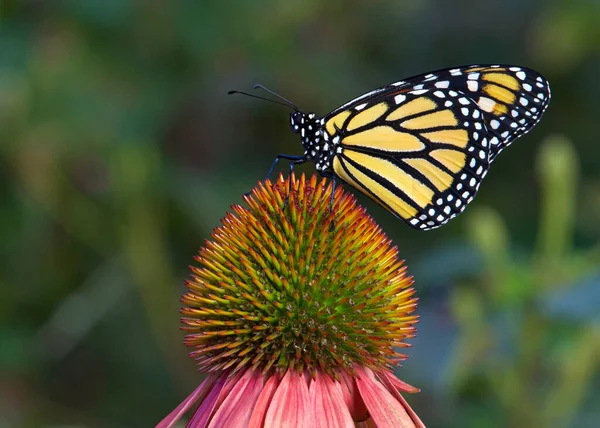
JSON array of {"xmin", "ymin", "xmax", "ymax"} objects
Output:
[{"xmin": 181, "ymin": 174, "xmax": 418, "ymax": 377}]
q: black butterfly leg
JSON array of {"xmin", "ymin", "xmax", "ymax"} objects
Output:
[
  {"xmin": 282, "ymin": 157, "xmax": 307, "ymax": 209},
  {"xmin": 320, "ymin": 171, "xmax": 337, "ymax": 231},
  {"xmin": 244, "ymin": 154, "xmax": 306, "ymax": 196},
  {"xmin": 266, "ymin": 154, "xmax": 305, "ymax": 181}
]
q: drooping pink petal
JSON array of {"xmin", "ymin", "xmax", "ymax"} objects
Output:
[
  {"xmin": 355, "ymin": 367, "xmax": 420, "ymax": 428},
  {"xmin": 380, "ymin": 370, "xmax": 420, "ymax": 394},
  {"xmin": 338, "ymin": 370, "xmax": 369, "ymax": 421},
  {"xmin": 187, "ymin": 373, "xmax": 228, "ymax": 428},
  {"xmin": 378, "ymin": 371, "xmax": 425, "ymax": 428},
  {"xmin": 264, "ymin": 370, "xmax": 311, "ymax": 427},
  {"xmin": 208, "ymin": 369, "xmax": 264, "ymax": 428},
  {"xmin": 309, "ymin": 374, "xmax": 354, "ymax": 428},
  {"xmin": 248, "ymin": 373, "xmax": 280, "ymax": 428},
  {"xmin": 214, "ymin": 369, "xmax": 246, "ymax": 408},
  {"xmin": 156, "ymin": 373, "xmax": 219, "ymax": 428}
]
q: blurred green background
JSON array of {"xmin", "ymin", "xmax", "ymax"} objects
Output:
[{"xmin": 1, "ymin": 0, "xmax": 599, "ymax": 427}]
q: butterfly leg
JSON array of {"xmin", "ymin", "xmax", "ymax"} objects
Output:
[
  {"xmin": 282, "ymin": 157, "xmax": 307, "ymax": 209},
  {"xmin": 244, "ymin": 154, "xmax": 305, "ymax": 196},
  {"xmin": 319, "ymin": 171, "xmax": 337, "ymax": 232},
  {"xmin": 266, "ymin": 154, "xmax": 305, "ymax": 181}
]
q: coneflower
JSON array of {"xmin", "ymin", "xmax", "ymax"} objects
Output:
[{"xmin": 158, "ymin": 173, "xmax": 424, "ymax": 427}]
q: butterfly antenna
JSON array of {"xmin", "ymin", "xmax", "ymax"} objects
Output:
[
  {"xmin": 253, "ymin": 84, "xmax": 299, "ymax": 111},
  {"xmin": 228, "ymin": 90, "xmax": 296, "ymax": 110}
]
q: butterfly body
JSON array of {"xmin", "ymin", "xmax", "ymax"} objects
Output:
[
  {"xmin": 285, "ymin": 65, "xmax": 550, "ymax": 230},
  {"xmin": 290, "ymin": 111, "xmax": 335, "ymax": 173}
]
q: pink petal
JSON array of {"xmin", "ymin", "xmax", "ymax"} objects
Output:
[
  {"xmin": 309, "ymin": 374, "xmax": 354, "ymax": 428},
  {"xmin": 338, "ymin": 370, "xmax": 369, "ymax": 421},
  {"xmin": 156, "ymin": 373, "xmax": 219, "ymax": 428},
  {"xmin": 381, "ymin": 371, "xmax": 420, "ymax": 394},
  {"xmin": 215, "ymin": 369, "xmax": 246, "ymax": 408},
  {"xmin": 355, "ymin": 367, "xmax": 421, "ymax": 428},
  {"xmin": 264, "ymin": 370, "xmax": 311, "ymax": 427},
  {"xmin": 355, "ymin": 419, "xmax": 377, "ymax": 428},
  {"xmin": 187, "ymin": 373, "xmax": 228, "ymax": 428},
  {"xmin": 248, "ymin": 374, "xmax": 280, "ymax": 428},
  {"xmin": 208, "ymin": 369, "xmax": 264, "ymax": 428},
  {"xmin": 378, "ymin": 371, "xmax": 425, "ymax": 428}
]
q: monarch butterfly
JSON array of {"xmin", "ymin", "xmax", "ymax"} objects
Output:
[{"xmin": 232, "ymin": 65, "xmax": 551, "ymax": 230}]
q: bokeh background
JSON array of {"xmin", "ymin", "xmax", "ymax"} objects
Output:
[{"xmin": 1, "ymin": 0, "xmax": 600, "ymax": 427}]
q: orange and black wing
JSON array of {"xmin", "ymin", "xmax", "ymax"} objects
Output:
[{"xmin": 324, "ymin": 65, "xmax": 550, "ymax": 230}]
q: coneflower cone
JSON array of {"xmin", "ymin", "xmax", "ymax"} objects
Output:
[{"xmin": 158, "ymin": 173, "xmax": 424, "ymax": 428}]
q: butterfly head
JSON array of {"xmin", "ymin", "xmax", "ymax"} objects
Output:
[
  {"xmin": 290, "ymin": 111, "xmax": 333, "ymax": 172},
  {"xmin": 289, "ymin": 111, "xmax": 304, "ymax": 134},
  {"xmin": 290, "ymin": 111, "xmax": 319, "ymax": 142}
]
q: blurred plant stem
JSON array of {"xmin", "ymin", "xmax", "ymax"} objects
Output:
[
  {"xmin": 467, "ymin": 206, "xmax": 511, "ymax": 303},
  {"xmin": 447, "ymin": 286, "xmax": 491, "ymax": 385},
  {"xmin": 112, "ymin": 144, "xmax": 189, "ymax": 387},
  {"xmin": 535, "ymin": 135, "xmax": 578, "ymax": 286}
]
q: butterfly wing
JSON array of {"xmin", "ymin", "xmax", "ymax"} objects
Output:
[
  {"xmin": 442, "ymin": 65, "xmax": 551, "ymax": 161},
  {"xmin": 323, "ymin": 65, "xmax": 550, "ymax": 230}
]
